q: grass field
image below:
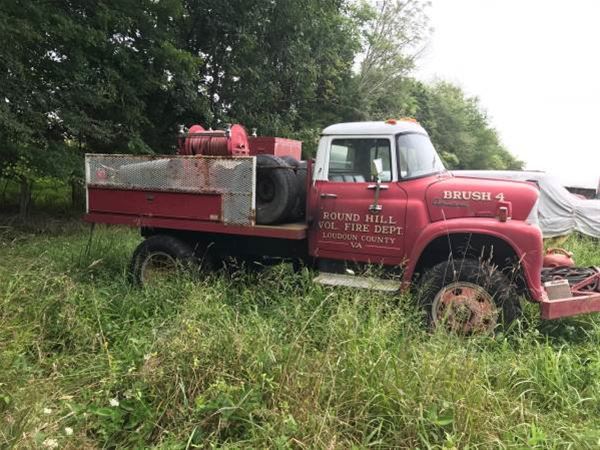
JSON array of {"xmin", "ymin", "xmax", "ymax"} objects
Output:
[{"xmin": 1, "ymin": 219, "xmax": 599, "ymax": 449}]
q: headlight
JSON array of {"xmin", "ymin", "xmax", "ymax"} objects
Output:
[{"xmin": 526, "ymin": 198, "xmax": 540, "ymax": 226}]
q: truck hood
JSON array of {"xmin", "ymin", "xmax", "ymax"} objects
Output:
[{"xmin": 426, "ymin": 175, "xmax": 539, "ymax": 222}]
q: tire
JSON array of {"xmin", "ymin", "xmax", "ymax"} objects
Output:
[
  {"xmin": 416, "ymin": 259, "xmax": 521, "ymax": 334},
  {"xmin": 279, "ymin": 157, "xmax": 307, "ymax": 221},
  {"xmin": 293, "ymin": 161, "xmax": 307, "ymax": 220},
  {"xmin": 280, "ymin": 155, "xmax": 299, "ymax": 169},
  {"xmin": 256, "ymin": 154, "xmax": 297, "ymax": 224},
  {"xmin": 129, "ymin": 235, "xmax": 214, "ymax": 286}
]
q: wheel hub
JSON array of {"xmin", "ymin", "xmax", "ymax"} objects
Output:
[
  {"xmin": 140, "ymin": 251, "xmax": 179, "ymax": 286},
  {"xmin": 432, "ymin": 282, "xmax": 498, "ymax": 334},
  {"xmin": 257, "ymin": 178, "xmax": 275, "ymax": 203}
]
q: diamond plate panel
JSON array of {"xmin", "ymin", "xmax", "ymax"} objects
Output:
[{"xmin": 86, "ymin": 154, "xmax": 256, "ymax": 225}]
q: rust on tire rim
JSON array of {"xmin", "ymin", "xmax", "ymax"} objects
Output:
[
  {"xmin": 432, "ymin": 281, "xmax": 498, "ymax": 334},
  {"xmin": 141, "ymin": 251, "xmax": 179, "ymax": 286}
]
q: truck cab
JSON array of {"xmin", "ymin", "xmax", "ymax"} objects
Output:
[
  {"xmin": 310, "ymin": 120, "xmax": 445, "ymax": 265},
  {"xmin": 309, "ymin": 120, "xmax": 544, "ymax": 299}
]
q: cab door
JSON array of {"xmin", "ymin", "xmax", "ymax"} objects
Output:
[{"xmin": 309, "ymin": 136, "xmax": 407, "ymax": 265}]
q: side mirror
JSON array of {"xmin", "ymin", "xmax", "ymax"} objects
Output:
[{"xmin": 371, "ymin": 158, "xmax": 384, "ymax": 181}]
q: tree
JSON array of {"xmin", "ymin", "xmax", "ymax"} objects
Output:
[
  {"xmin": 415, "ymin": 81, "xmax": 523, "ymax": 170},
  {"xmin": 350, "ymin": 1, "xmax": 521, "ymax": 171},
  {"xmin": 356, "ymin": 0, "xmax": 430, "ymax": 115},
  {"xmin": 353, "ymin": 76, "xmax": 523, "ymax": 170},
  {"xmin": 0, "ymin": 0, "xmax": 209, "ymax": 216},
  {"xmin": 0, "ymin": 0, "xmax": 524, "ymax": 219},
  {"xmin": 181, "ymin": 0, "xmax": 363, "ymax": 137}
]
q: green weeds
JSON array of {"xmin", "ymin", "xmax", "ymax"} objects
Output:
[{"xmin": 0, "ymin": 225, "xmax": 599, "ymax": 448}]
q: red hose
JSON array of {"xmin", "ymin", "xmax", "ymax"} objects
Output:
[{"xmin": 179, "ymin": 124, "xmax": 249, "ymax": 156}]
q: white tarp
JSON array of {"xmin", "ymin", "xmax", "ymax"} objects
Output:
[{"xmin": 452, "ymin": 170, "xmax": 600, "ymax": 238}]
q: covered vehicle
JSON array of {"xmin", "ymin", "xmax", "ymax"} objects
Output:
[{"xmin": 453, "ymin": 170, "xmax": 600, "ymax": 238}]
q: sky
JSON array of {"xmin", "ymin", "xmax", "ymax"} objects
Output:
[{"xmin": 416, "ymin": 0, "xmax": 600, "ymax": 189}]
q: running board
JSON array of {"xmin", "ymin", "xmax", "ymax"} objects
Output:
[{"xmin": 313, "ymin": 272, "xmax": 401, "ymax": 292}]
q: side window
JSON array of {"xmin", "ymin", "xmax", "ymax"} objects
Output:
[
  {"xmin": 329, "ymin": 144, "xmax": 355, "ymax": 173},
  {"xmin": 328, "ymin": 138, "xmax": 391, "ymax": 182}
]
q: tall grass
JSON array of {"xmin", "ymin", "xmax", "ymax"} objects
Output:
[{"xmin": 1, "ymin": 224, "xmax": 599, "ymax": 448}]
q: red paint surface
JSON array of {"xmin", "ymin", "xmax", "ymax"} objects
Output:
[
  {"xmin": 86, "ymin": 161, "xmax": 546, "ymax": 304},
  {"xmin": 543, "ymin": 248, "xmax": 575, "ymax": 268},
  {"xmin": 541, "ymin": 292, "xmax": 600, "ymax": 320},
  {"xmin": 308, "ymin": 173, "xmax": 544, "ymax": 301},
  {"xmin": 572, "ymin": 271, "xmax": 600, "ymax": 295},
  {"xmin": 404, "ymin": 217, "xmax": 545, "ymax": 301},
  {"xmin": 249, "ymin": 137, "xmax": 302, "ymax": 160},
  {"xmin": 309, "ymin": 180, "xmax": 407, "ymax": 262},
  {"xmin": 426, "ymin": 176, "xmax": 539, "ymax": 222},
  {"xmin": 88, "ymin": 187, "xmax": 221, "ymax": 221}
]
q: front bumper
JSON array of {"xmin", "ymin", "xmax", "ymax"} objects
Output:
[{"xmin": 540, "ymin": 268, "xmax": 600, "ymax": 320}]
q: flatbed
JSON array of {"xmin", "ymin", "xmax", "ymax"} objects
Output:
[{"xmin": 84, "ymin": 211, "xmax": 308, "ymax": 240}]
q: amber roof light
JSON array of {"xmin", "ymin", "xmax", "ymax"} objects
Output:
[{"xmin": 399, "ymin": 117, "xmax": 419, "ymax": 123}]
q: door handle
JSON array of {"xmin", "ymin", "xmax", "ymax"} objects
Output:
[
  {"xmin": 320, "ymin": 193, "xmax": 337, "ymax": 199},
  {"xmin": 368, "ymin": 179, "xmax": 386, "ymax": 214}
]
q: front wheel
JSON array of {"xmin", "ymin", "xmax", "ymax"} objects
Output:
[
  {"xmin": 129, "ymin": 235, "xmax": 214, "ymax": 287},
  {"xmin": 416, "ymin": 259, "xmax": 521, "ymax": 335}
]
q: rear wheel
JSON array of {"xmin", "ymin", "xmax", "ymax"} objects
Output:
[
  {"xmin": 417, "ymin": 259, "xmax": 521, "ymax": 334},
  {"xmin": 130, "ymin": 235, "xmax": 214, "ymax": 286}
]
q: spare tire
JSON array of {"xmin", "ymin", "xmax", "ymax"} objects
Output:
[
  {"xmin": 256, "ymin": 154, "xmax": 297, "ymax": 224},
  {"xmin": 279, "ymin": 157, "xmax": 307, "ymax": 221},
  {"xmin": 280, "ymin": 156, "xmax": 301, "ymax": 221},
  {"xmin": 280, "ymin": 155, "xmax": 299, "ymax": 169},
  {"xmin": 293, "ymin": 160, "xmax": 307, "ymax": 220}
]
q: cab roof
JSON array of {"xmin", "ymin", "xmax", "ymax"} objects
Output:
[{"xmin": 322, "ymin": 120, "xmax": 427, "ymax": 136}]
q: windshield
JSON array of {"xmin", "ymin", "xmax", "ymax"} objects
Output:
[{"xmin": 397, "ymin": 133, "xmax": 446, "ymax": 178}]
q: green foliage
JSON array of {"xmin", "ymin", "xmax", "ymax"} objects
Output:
[
  {"xmin": 356, "ymin": 0, "xmax": 431, "ymax": 110},
  {"xmin": 0, "ymin": 0, "xmax": 209, "ymax": 169},
  {"xmin": 419, "ymin": 81, "xmax": 523, "ymax": 170},
  {"xmin": 1, "ymin": 0, "xmax": 523, "ymax": 206},
  {"xmin": 183, "ymin": 0, "xmax": 364, "ymax": 135},
  {"xmin": 369, "ymin": 78, "xmax": 524, "ymax": 170},
  {"xmin": 1, "ymin": 223, "xmax": 599, "ymax": 448}
]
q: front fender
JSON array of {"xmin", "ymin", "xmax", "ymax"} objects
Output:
[{"xmin": 404, "ymin": 218, "xmax": 545, "ymax": 301}]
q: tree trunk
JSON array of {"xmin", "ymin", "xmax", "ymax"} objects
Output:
[
  {"xmin": 0, "ymin": 178, "xmax": 8, "ymax": 205},
  {"xmin": 71, "ymin": 176, "xmax": 85, "ymax": 211},
  {"xmin": 18, "ymin": 177, "xmax": 32, "ymax": 220}
]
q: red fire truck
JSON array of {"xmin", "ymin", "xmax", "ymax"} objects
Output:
[{"xmin": 84, "ymin": 119, "xmax": 600, "ymax": 334}]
